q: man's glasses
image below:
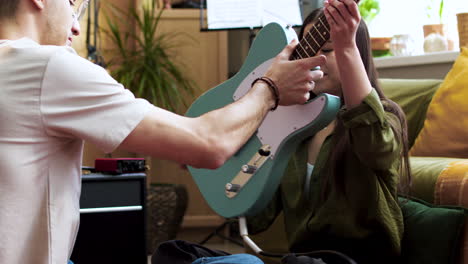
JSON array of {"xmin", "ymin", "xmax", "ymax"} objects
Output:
[{"xmin": 72, "ymin": 0, "xmax": 90, "ymax": 22}]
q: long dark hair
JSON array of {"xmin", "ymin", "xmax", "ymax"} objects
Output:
[
  {"xmin": 301, "ymin": 9, "xmax": 411, "ymax": 197},
  {"xmin": 0, "ymin": 0, "xmax": 20, "ymax": 21}
]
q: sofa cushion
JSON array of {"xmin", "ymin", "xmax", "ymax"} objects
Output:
[
  {"xmin": 400, "ymin": 196, "xmax": 466, "ymax": 264},
  {"xmin": 410, "ymin": 47, "xmax": 468, "ymax": 158},
  {"xmin": 379, "ymin": 78, "xmax": 441, "ymax": 148},
  {"xmin": 408, "ymin": 157, "xmax": 465, "ymax": 203},
  {"xmin": 433, "ymin": 159, "xmax": 468, "ymax": 264}
]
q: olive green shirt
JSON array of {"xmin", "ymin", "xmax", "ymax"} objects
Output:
[{"xmin": 248, "ymin": 89, "xmax": 404, "ymax": 264}]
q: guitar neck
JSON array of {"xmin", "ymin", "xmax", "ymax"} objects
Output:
[
  {"xmin": 291, "ymin": 12, "xmax": 330, "ymax": 60},
  {"xmin": 290, "ymin": 0, "xmax": 360, "ymax": 61}
]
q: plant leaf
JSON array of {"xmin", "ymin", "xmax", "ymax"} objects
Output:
[{"xmin": 102, "ymin": 0, "xmax": 197, "ymax": 113}]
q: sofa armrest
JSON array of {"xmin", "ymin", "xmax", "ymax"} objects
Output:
[
  {"xmin": 409, "ymin": 156, "xmax": 468, "ymax": 207},
  {"xmin": 410, "ymin": 156, "xmax": 468, "ymax": 264},
  {"xmin": 433, "ymin": 159, "xmax": 468, "ymax": 207},
  {"xmin": 434, "ymin": 159, "xmax": 468, "ymax": 264},
  {"xmin": 409, "ymin": 157, "xmax": 466, "ymax": 203}
]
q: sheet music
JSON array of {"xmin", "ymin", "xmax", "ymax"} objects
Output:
[
  {"xmin": 262, "ymin": 0, "xmax": 303, "ymax": 27},
  {"xmin": 207, "ymin": 0, "xmax": 262, "ymax": 29},
  {"xmin": 207, "ymin": 0, "xmax": 302, "ymax": 29}
]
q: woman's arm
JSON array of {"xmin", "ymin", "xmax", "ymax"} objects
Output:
[{"xmin": 324, "ymin": 0, "xmax": 372, "ymax": 108}]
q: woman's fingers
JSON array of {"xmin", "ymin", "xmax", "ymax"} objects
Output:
[{"xmin": 343, "ymin": 0, "xmax": 361, "ymax": 19}]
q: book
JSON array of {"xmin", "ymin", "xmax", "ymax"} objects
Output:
[{"xmin": 207, "ymin": 0, "xmax": 303, "ymax": 30}]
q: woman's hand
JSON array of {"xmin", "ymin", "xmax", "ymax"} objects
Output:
[
  {"xmin": 323, "ymin": 0, "xmax": 361, "ymax": 51},
  {"xmin": 323, "ymin": 0, "xmax": 372, "ymax": 109}
]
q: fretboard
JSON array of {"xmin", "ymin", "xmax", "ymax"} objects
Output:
[{"xmin": 291, "ymin": 12, "xmax": 330, "ymax": 60}]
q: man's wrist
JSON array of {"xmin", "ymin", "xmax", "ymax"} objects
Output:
[
  {"xmin": 251, "ymin": 82, "xmax": 276, "ymax": 111},
  {"xmin": 251, "ymin": 77, "xmax": 280, "ymax": 111}
]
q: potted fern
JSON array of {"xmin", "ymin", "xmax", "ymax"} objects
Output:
[
  {"xmin": 103, "ymin": 0, "xmax": 196, "ymax": 248},
  {"xmin": 103, "ymin": 0, "xmax": 196, "ymax": 113}
]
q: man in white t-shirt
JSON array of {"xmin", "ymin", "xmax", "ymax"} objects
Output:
[{"xmin": 0, "ymin": 0, "xmax": 325, "ymax": 263}]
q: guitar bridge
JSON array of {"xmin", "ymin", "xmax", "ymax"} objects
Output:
[{"xmin": 225, "ymin": 145, "xmax": 271, "ymax": 198}]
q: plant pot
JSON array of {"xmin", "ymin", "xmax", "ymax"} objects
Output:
[
  {"xmin": 147, "ymin": 183, "xmax": 188, "ymax": 254},
  {"xmin": 423, "ymin": 24, "xmax": 454, "ymax": 51},
  {"xmin": 371, "ymin": 37, "xmax": 392, "ymax": 57},
  {"xmin": 423, "ymin": 24, "xmax": 447, "ymax": 37}
]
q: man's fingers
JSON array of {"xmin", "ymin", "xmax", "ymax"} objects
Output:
[
  {"xmin": 303, "ymin": 91, "xmax": 311, "ymax": 103},
  {"xmin": 300, "ymin": 55, "xmax": 327, "ymax": 70},
  {"xmin": 280, "ymin": 39, "xmax": 299, "ymax": 58},
  {"xmin": 309, "ymin": 69, "xmax": 324, "ymax": 82}
]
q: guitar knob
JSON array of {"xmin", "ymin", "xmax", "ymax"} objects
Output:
[
  {"xmin": 241, "ymin": 164, "xmax": 257, "ymax": 174},
  {"xmin": 258, "ymin": 148, "xmax": 271, "ymax": 156},
  {"xmin": 225, "ymin": 183, "xmax": 241, "ymax": 193}
]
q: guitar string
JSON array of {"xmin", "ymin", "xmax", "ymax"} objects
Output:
[
  {"xmin": 307, "ymin": 13, "xmax": 330, "ymax": 55},
  {"xmin": 295, "ymin": 12, "xmax": 330, "ymax": 60},
  {"xmin": 292, "ymin": 12, "xmax": 330, "ymax": 61}
]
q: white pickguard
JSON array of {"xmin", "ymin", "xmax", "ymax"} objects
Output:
[{"xmin": 233, "ymin": 59, "xmax": 327, "ymax": 158}]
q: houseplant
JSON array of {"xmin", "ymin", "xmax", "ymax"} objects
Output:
[
  {"xmin": 103, "ymin": 0, "xmax": 194, "ymax": 249},
  {"xmin": 423, "ymin": 0, "xmax": 452, "ymax": 52},
  {"xmin": 358, "ymin": 0, "xmax": 390, "ymax": 57},
  {"xmin": 425, "ymin": 0, "xmax": 444, "ymax": 25},
  {"xmin": 103, "ymin": 0, "xmax": 196, "ymax": 113},
  {"xmin": 358, "ymin": 0, "xmax": 380, "ymax": 24}
]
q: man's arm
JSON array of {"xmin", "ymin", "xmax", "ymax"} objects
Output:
[
  {"xmin": 120, "ymin": 42, "xmax": 326, "ymax": 169},
  {"xmin": 121, "ymin": 82, "xmax": 274, "ymax": 169}
]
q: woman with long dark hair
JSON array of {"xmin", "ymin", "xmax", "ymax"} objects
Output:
[{"xmin": 248, "ymin": 0, "xmax": 411, "ymax": 263}]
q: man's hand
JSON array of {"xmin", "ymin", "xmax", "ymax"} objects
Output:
[{"xmin": 264, "ymin": 40, "xmax": 326, "ymax": 105}]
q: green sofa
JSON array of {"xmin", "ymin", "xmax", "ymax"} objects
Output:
[{"xmin": 246, "ymin": 78, "xmax": 468, "ymax": 264}]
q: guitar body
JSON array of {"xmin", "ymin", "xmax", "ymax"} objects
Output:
[{"xmin": 185, "ymin": 22, "xmax": 340, "ymax": 218}]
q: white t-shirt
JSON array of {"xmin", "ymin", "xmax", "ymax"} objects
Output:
[{"xmin": 0, "ymin": 38, "xmax": 152, "ymax": 264}]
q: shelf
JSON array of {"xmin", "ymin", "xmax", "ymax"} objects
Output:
[{"xmin": 375, "ymin": 51, "xmax": 460, "ymax": 69}]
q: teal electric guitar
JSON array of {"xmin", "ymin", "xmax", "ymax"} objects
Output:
[{"xmin": 186, "ymin": 14, "xmax": 341, "ymax": 218}]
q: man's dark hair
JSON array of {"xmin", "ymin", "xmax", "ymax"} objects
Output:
[{"xmin": 0, "ymin": 0, "xmax": 20, "ymax": 20}]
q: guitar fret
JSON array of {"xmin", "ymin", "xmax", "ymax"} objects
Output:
[
  {"xmin": 301, "ymin": 43, "xmax": 310, "ymax": 57},
  {"xmin": 298, "ymin": 42, "xmax": 312, "ymax": 57},
  {"xmin": 295, "ymin": 51, "xmax": 304, "ymax": 59},
  {"xmin": 318, "ymin": 17, "xmax": 330, "ymax": 34},
  {"xmin": 291, "ymin": 11, "xmax": 333, "ymax": 61},
  {"xmin": 311, "ymin": 25, "xmax": 325, "ymax": 42},
  {"xmin": 307, "ymin": 32, "xmax": 321, "ymax": 50},
  {"xmin": 303, "ymin": 37, "xmax": 317, "ymax": 55}
]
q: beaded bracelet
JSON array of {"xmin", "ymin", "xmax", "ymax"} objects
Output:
[{"xmin": 251, "ymin": 76, "xmax": 280, "ymax": 111}]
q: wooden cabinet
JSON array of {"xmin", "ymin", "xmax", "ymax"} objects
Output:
[
  {"xmin": 156, "ymin": 9, "xmax": 228, "ymax": 97},
  {"xmin": 150, "ymin": 9, "xmax": 228, "ymax": 228}
]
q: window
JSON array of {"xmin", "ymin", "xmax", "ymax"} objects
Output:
[{"xmin": 367, "ymin": 0, "xmax": 468, "ymax": 54}]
